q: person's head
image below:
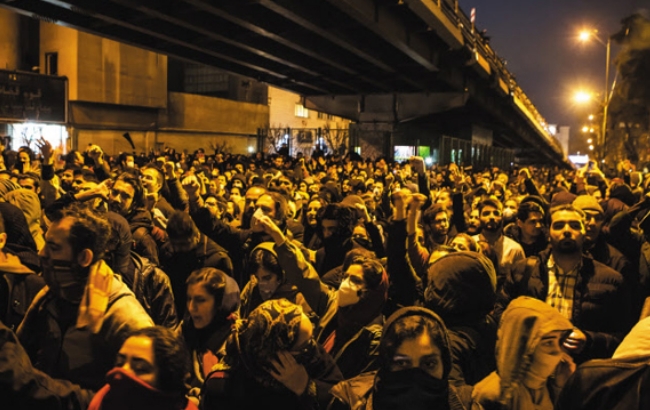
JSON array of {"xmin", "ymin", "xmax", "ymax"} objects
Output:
[
  {"xmin": 495, "ymin": 297, "xmax": 572, "ymax": 397},
  {"xmin": 65, "ymin": 150, "xmax": 85, "ymax": 167},
  {"xmin": 115, "ymin": 326, "xmax": 190, "ymax": 396},
  {"xmin": 140, "ymin": 165, "xmax": 165, "ymax": 195},
  {"xmin": 478, "ymin": 198, "xmax": 504, "ymax": 233},
  {"xmin": 255, "ymin": 192, "xmax": 287, "ymax": 223},
  {"xmin": 273, "ymin": 155, "xmax": 284, "ymax": 170},
  {"xmin": 241, "ymin": 186, "xmax": 267, "ymax": 228},
  {"xmin": 549, "ymin": 205, "xmax": 586, "ymax": 254},
  {"xmin": 109, "ymin": 173, "xmax": 145, "ymax": 216},
  {"xmin": 379, "ymin": 307, "xmax": 451, "ymax": 380},
  {"xmin": 422, "ymin": 204, "xmax": 450, "ymax": 241},
  {"xmin": 186, "ymin": 267, "xmax": 240, "ymax": 329},
  {"xmin": 120, "ymin": 153, "xmax": 135, "ymax": 169},
  {"xmin": 204, "ymin": 194, "xmax": 225, "ymax": 219},
  {"xmin": 449, "ymin": 233, "xmax": 479, "ymax": 252},
  {"xmin": 466, "ymin": 207, "xmax": 481, "ymax": 235},
  {"xmin": 249, "ymin": 243, "xmax": 284, "ymax": 300},
  {"xmin": 572, "ymin": 195, "xmax": 605, "ymax": 245},
  {"xmin": 304, "ymin": 198, "xmax": 324, "ymax": 228},
  {"xmin": 503, "ymin": 198, "xmax": 519, "ymax": 225},
  {"xmin": 338, "ymin": 251, "xmax": 388, "ymax": 309},
  {"xmin": 230, "ymin": 299, "xmax": 316, "ymax": 389},
  {"xmin": 166, "ymin": 211, "xmax": 200, "ymax": 253},
  {"xmin": 72, "ymin": 169, "xmax": 99, "ymax": 193},
  {"xmin": 39, "ymin": 205, "xmax": 111, "ymax": 303},
  {"xmin": 17, "ymin": 146, "xmax": 34, "ymax": 165},
  {"xmin": 424, "ymin": 252, "xmax": 496, "ymax": 326},
  {"xmin": 229, "ymin": 186, "xmax": 243, "ymax": 204},
  {"xmin": 317, "ymin": 203, "xmax": 354, "ymax": 240},
  {"xmin": 516, "ymin": 201, "xmax": 545, "ymax": 240}
]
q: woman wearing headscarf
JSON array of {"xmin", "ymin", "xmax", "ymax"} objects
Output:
[
  {"xmin": 240, "ymin": 214, "xmax": 335, "ymax": 324},
  {"xmin": 472, "ymin": 297, "xmax": 574, "ymax": 410},
  {"xmin": 316, "ymin": 252, "xmax": 389, "ymax": 379},
  {"xmin": 329, "ymin": 306, "xmax": 471, "ymax": 410},
  {"xmin": 201, "ymin": 298, "xmax": 343, "ymax": 410},
  {"xmin": 182, "ymin": 267, "xmax": 240, "ymax": 390}
]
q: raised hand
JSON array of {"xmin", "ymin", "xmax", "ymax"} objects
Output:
[
  {"xmin": 36, "ymin": 137, "xmax": 54, "ymax": 164},
  {"xmin": 181, "ymin": 175, "xmax": 200, "ymax": 199}
]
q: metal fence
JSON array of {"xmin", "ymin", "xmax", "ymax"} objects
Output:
[{"xmin": 257, "ymin": 127, "xmax": 349, "ymax": 157}]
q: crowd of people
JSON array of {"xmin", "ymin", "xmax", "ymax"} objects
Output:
[{"xmin": 1, "ymin": 139, "xmax": 650, "ymax": 410}]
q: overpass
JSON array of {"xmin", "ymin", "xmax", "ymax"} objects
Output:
[{"xmin": 0, "ymin": 0, "xmax": 568, "ymax": 166}]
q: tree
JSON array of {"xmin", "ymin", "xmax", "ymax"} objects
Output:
[{"xmin": 609, "ymin": 12, "xmax": 650, "ymax": 163}]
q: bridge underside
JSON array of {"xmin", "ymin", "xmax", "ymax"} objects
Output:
[{"xmin": 0, "ymin": 0, "xmax": 567, "ymax": 165}]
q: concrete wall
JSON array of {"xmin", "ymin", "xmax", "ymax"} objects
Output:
[
  {"xmin": 0, "ymin": 9, "xmax": 20, "ymax": 70},
  {"xmin": 268, "ymin": 86, "xmax": 351, "ymax": 129},
  {"xmin": 76, "ymin": 32, "xmax": 167, "ymax": 107},
  {"xmin": 40, "ymin": 22, "xmax": 79, "ymax": 99}
]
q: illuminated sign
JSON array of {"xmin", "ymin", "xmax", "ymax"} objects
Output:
[{"xmin": 0, "ymin": 70, "xmax": 67, "ymax": 123}]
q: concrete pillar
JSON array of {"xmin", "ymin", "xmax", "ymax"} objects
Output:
[{"xmin": 0, "ymin": 9, "xmax": 20, "ymax": 70}]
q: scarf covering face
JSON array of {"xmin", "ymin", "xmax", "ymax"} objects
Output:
[
  {"xmin": 374, "ymin": 306, "xmax": 454, "ymax": 410},
  {"xmin": 232, "ymin": 298, "xmax": 304, "ymax": 389},
  {"xmin": 88, "ymin": 368, "xmax": 191, "ymax": 410},
  {"xmin": 424, "ymin": 251, "xmax": 497, "ymax": 327},
  {"xmin": 475, "ymin": 296, "xmax": 572, "ymax": 410}
]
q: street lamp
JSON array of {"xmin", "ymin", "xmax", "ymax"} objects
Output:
[{"xmin": 578, "ymin": 29, "xmax": 612, "ymax": 162}]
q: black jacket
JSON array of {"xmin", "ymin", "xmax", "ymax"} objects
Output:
[{"xmin": 496, "ymin": 248, "xmax": 633, "ymax": 362}]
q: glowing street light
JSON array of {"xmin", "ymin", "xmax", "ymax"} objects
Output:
[
  {"xmin": 589, "ymin": 145, "xmax": 594, "ymax": 150},
  {"xmin": 588, "ymin": 114, "xmax": 594, "ymax": 121},
  {"xmin": 587, "ymin": 138, "xmax": 593, "ymax": 144},
  {"xmin": 574, "ymin": 91, "xmax": 593, "ymax": 104},
  {"xmin": 581, "ymin": 125, "xmax": 589, "ymax": 133}
]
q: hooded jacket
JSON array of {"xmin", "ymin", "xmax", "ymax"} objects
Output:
[
  {"xmin": 424, "ymin": 252, "xmax": 498, "ymax": 387},
  {"xmin": 5, "ymin": 189, "xmax": 45, "ymax": 251},
  {"xmin": 329, "ymin": 306, "xmax": 470, "ymax": 410},
  {"xmin": 472, "ymin": 297, "xmax": 573, "ymax": 410},
  {"xmin": 556, "ymin": 316, "xmax": 650, "ymax": 410}
]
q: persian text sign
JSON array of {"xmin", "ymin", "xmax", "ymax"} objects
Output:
[{"xmin": 0, "ymin": 70, "xmax": 67, "ymax": 123}]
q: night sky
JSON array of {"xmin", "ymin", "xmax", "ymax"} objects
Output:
[{"xmin": 457, "ymin": 0, "xmax": 648, "ymax": 152}]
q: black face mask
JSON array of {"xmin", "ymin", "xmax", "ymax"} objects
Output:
[
  {"xmin": 40, "ymin": 257, "xmax": 87, "ymax": 304},
  {"xmin": 374, "ymin": 368, "xmax": 450, "ymax": 410}
]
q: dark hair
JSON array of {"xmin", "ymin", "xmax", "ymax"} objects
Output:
[
  {"xmin": 379, "ymin": 311, "xmax": 451, "ymax": 379},
  {"xmin": 73, "ymin": 168, "xmax": 99, "ymax": 184},
  {"xmin": 342, "ymin": 249, "xmax": 384, "ymax": 289},
  {"xmin": 59, "ymin": 204, "xmax": 112, "ymax": 263},
  {"xmin": 17, "ymin": 146, "xmax": 35, "ymax": 161},
  {"xmin": 248, "ymin": 247, "xmax": 283, "ymax": 281},
  {"xmin": 260, "ymin": 191, "xmax": 288, "ymax": 223},
  {"xmin": 450, "ymin": 233, "xmax": 479, "ymax": 252},
  {"xmin": 17, "ymin": 174, "xmax": 40, "ymax": 191},
  {"xmin": 126, "ymin": 326, "xmax": 190, "ymax": 397},
  {"xmin": 186, "ymin": 268, "xmax": 234, "ymax": 321},
  {"xmin": 516, "ymin": 201, "xmax": 545, "ymax": 222},
  {"xmin": 166, "ymin": 211, "xmax": 199, "ymax": 241},
  {"xmin": 478, "ymin": 197, "xmax": 503, "ymax": 213},
  {"xmin": 115, "ymin": 172, "xmax": 145, "ymax": 210},
  {"xmin": 422, "ymin": 203, "xmax": 449, "ymax": 225},
  {"xmin": 317, "ymin": 203, "xmax": 354, "ymax": 239},
  {"xmin": 141, "ymin": 163, "xmax": 167, "ymax": 195},
  {"xmin": 0, "ymin": 212, "xmax": 5, "ymax": 235}
]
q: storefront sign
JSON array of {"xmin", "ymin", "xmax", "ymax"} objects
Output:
[{"xmin": 0, "ymin": 70, "xmax": 67, "ymax": 123}]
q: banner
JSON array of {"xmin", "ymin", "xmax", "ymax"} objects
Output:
[{"xmin": 0, "ymin": 70, "xmax": 67, "ymax": 123}]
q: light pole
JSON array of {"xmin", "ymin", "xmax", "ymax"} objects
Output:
[{"xmin": 578, "ymin": 29, "xmax": 612, "ymax": 162}]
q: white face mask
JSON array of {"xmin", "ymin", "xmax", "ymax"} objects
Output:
[{"xmin": 337, "ymin": 278, "xmax": 362, "ymax": 307}]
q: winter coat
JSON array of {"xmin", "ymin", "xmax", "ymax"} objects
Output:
[
  {"xmin": 17, "ymin": 274, "xmax": 154, "ymax": 390},
  {"xmin": 0, "ymin": 252, "xmax": 45, "ymax": 331},
  {"xmin": 496, "ymin": 248, "xmax": 633, "ymax": 362}
]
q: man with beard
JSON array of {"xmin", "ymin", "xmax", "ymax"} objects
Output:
[
  {"xmin": 109, "ymin": 172, "xmax": 160, "ymax": 265},
  {"xmin": 472, "ymin": 198, "xmax": 525, "ymax": 282},
  {"xmin": 465, "ymin": 208, "xmax": 481, "ymax": 235},
  {"xmin": 496, "ymin": 204, "xmax": 633, "ymax": 363},
  {"xmin": 17, "ymin": 205, "xmax": 154, "ymax": 391},
  {"xmin": 422, "ymin": 204, "xmax": 450, "ymax": 250},
  {"xmin": 159, "ymin": 211, "xmax": 233, "ymax": 316}
]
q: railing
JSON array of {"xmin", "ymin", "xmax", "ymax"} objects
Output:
[{"xmin": 257, "ymin": 127, "xmax": 349, "ymax": 157}]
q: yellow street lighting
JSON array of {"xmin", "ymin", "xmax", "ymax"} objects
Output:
[
  {"xmin": 582, "ymin": 126, "xmax": 589, "ymax": 133},
  {"xmin": 588, "ymin": 114, "xmax": 594, "ymax": 121},
  {"xmin": 587, "ymin": 138, "xmax": 593, "ymax": 144},
  {"xmin": 589, "ymin": 145, "xmax": 594, "ymax": 150},
  {"xmin": 574, "ymin": 91, "xmax": 593, "ymax": 104}
]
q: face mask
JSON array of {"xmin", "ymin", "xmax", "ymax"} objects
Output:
[
  {"xmin": 41, "ymin": 257, "xmax": 86, "ymax": 304},
  {"xmin": 374, "ymin": 367, "xmax": 450, "ymax": 410},
  {"xmin": 257, "ymin": 280, "xmax": 278, "ymax": 301},
  {"xmin": 337, "ymin": 278, "xmax": 361, "ymax": 307},
  {"xmin": 102, "ymin": 368, "xmax": 180, "ymax": 410}
]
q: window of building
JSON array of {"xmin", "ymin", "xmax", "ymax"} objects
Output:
[
  {"xmin": 317, "ymin": 112, "xmax": 324, "ymax": 119},
  {"xmin": 45, "ymin": 52, "xmax": 58, "ymax": 75},
  {"xmin": 295, "ymin": 104, "xmax": 309, "ymax": 118}
]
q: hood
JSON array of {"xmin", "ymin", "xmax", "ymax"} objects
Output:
[
  {"xmin": 495, "ymin": 297, "xmax": 572, "ymax": 390},
  {"xmin": 379, "ymin": 306, "xmax": 452, "ymax": 380},
  {"xmin": 612, "ymin": 316, "xmax": 650, "ymax": 359},
  {"xmin": 0, "ymin": 252, "xmax": 34, "ymax": 274},
  {"xmin": 5, "ymin": 189, "xmax": 43, "ymax": 246},
  {"xmin": 424, "ymin": 252, "xmax": 497, "ymax": 326},
  {"xmin": 0, "ymin": 179, "xmax": 21, "ymax": 198}
]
